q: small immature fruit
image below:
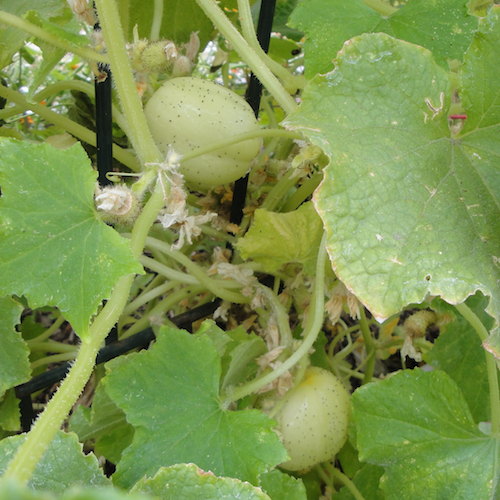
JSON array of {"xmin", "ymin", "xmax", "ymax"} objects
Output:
[
  {"xmin": 144, "ymin": 77, "xmax": 262, "ymax": 190},
  {"xmin": 275, "ymin": 367, "xmax": 351, "ymax": 471}
]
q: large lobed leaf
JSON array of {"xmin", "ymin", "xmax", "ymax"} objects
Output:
[
  {"xmin": 0, "ymin": 140, "xmax": 143, "ymax": 340},
  {"xmin": 352, "ymin": 369, "xmax": 500, "ymax": 499},
  {"xmin": 288, "ymin": 0, "xmax": 477, "ymax": 77},
  {"xmin": 284, "ymin": 9, "xmax": 500, "ymax": 324},
  {"xmin": 103, "ymin": 326, "xmax": 287, "ymax": 489}
]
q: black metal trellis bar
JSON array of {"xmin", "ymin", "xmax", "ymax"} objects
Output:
[{"xmin": 230, "ymin": 0, "xmax": 277, "ymax": 226}]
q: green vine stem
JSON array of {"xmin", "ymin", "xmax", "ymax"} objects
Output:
[
  {"xmin": 455, "ymin": 302, "xmax": 500, "ymax": 435},
  {"xmin": 144, "ymin": 238, "xmax": 251, "ymax": 303},
  {"xmin": 150, "ymin": 0, "xmax": 164, "ymax": 41},
  {"xmin": 260, "ymin": 169, "xmax": 298, "ymax": 211},
  {"xmin": 1, "ymin": 184, "xmax": 165, "ymax": 486},
  {"xmin": 30, "ymin": 352, "xmax": 77, "ymax": 370},
  {"xmin": 140, "ymin": 255, "xmax": 200, "ymax": 285},
  {"xmin": 194, "ymin": 0, "xmax": 297, "ymax": 114},
  {"xmin": 122, "ymin": 280, "xmax": 180, "ymax": 317},
  {"xmin": 27, "ymin": 340, "xmax": 77, "ymax": 354},
  {"xmin": 0, "ymin": 84, "xmax": 139, "ymax": 171},
  {"xmin": 236, "ymin": 0, "xmax": 303, "ymax": 93},
  {"xmin": 32, "ymin": 80, "xmax": 96, "ymax": 102},
  {"xmin": 359, "ymin": 307, "xmax": 375, "ymax": 384},
  {"xmin": 120, "ymin": 284, "xmax": 206, "ymax": 338},
  {"xmin": 228, "ymin": 232, "xmax": 327, "ymax": 402},
  {"xmin": 26, "ymin": 315, "xmax": 65, "ymax": 346},
  {"xmin": 281, "ymin": 173, "xmax": 323, "ymax": 212},
  {"xmin": 94, "ymin": 0, "xmax": 162, "ymax": 166},
  {"xmin": 0, "ymin": 11, "xmax": 109, "ymax": 64},
  {"xmin": 330, "ymin": 466, "xmax": 366, "ymax": 500},
  {"xmin": 180, "ymin": 128, "xmax": 303, "ymax": 163}
]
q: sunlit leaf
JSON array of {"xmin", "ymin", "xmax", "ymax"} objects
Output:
[
  {"xmin": 284, "ymin": 24, "xmax": 500, "ymax": 323},
  {"xmin": 288, "ymin": 0, "xmax": 477, "ymax": 76},
  {"xmin": 104, "ymin": 326, "xmax": 287, "ymax": 489},
  {"xmin": 352, "ymin": 370, "xmax": 499, "ymax": 499},
  {"xmin": 0, "ymin": 140, "xmax": 143, "ymax": 340}
]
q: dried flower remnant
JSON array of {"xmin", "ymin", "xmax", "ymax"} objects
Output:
[
  {"xmin": 95, "ymin": 184, "xmax": 141, "ymax": 225},
  {"xmin": 325, "ymin": 282, "xmax": 361, "ymax": 324}
]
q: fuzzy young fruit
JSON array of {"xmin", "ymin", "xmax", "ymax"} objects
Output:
[
  {"xmin": 275, "ymin": 367, "xmax": 351, "ymax": 471},
  {"xmin": 144, "ymin": 77, "xmax": 262, "ymax": 190}
]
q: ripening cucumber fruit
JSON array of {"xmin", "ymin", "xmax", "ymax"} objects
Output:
[
  {"xmin": 275, "ymin": 367, "xmax": 351, "ymax": 471},
  {"xmin": 144, "ymin": 77, "xmax": 262, "ymax": 190}
]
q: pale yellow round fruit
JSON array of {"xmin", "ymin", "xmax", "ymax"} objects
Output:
[
  {"xmin": 144, "ymin": 77, "xmax": 262, "ymax": 190},
  {"xmin": 276, "ymin": 367, "xmax": 351, "ymax": 471}
]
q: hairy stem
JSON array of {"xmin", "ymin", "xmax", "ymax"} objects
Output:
[
  {"xmin": 455, "ymin": 302, "xmax": 500, "ymax": 435},
  {"xmin": 1, "ymin": 188, "xmax": 165, "ymax": 484},
  {"xmin": 94, "ymin": 0, "xmax": 161, "ymax": 166}
]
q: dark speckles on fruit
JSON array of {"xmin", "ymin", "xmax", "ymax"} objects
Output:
[
  {"xmin": 275, "ymin": 367, "xmax": 351, "ymax": 471},
  {"xmin": 144, "ymin": 76, "xmax": 262, "ymax": 191}
]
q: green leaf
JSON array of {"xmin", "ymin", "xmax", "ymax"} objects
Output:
[
  {"xmin": 24, "ymin": 12, "xmax": 86, "ymax": 101},
  {"xmin": 192, "ymin": 320, "xmax": 267, "ymax": 392},
  {"xmin": 0, "ymin": 140, "xmax": 143, "ymax": 340},
  {"xmin": 220, "ymin": 327, "xmax": 267, "ymax": 392},
  {"xmin": 331, "ymin": 464, "xmax": 384, "ymax": 500},
  {"xmin": 0, "ymin": 0, "xmax": 71, "ymax": 70},
  {"xmin": 272, "ymin": 0, "xmax": 302, "ymax": 41},
  {"xmin": 193, "ymin": 319, "xmax": 232, "ymax": 356},
  {"xmin": 0, "ymin": 297, "xmax": 30, "ymax": 396},
  {"xmin": 0, "ymin": 389, "xmax": 21, "ymax": 432},
  {"xmin": 284, "ymin": 29, "xmax": 500, "ymax": 323},
  {"xmin": 352, "ymin": 369, "xmax": 499, "ymax": 499},
  {"xmin": 123, "ymin": 0, "xmax": 215, "ymax": 48},
  {"xmin": 195, "ymin": 320, "xmax": 268, "ymax": 391},
  {"xmin": 0, "ymin": 431, "xmax": 110, "ymax": 492},
  {"xmin": 424, "ymin": 294, "xmax": 496, "ymax": 423},
  {"xmin": 103, "ymin": 327, "xmax": 287, "ymax": 489},
  {"xmin": 259, "ymin": 469, "xmax": 307, "ymax": 500},
  {"xmin": 131, "ymin": 463, "xmax": 271, "ymax": 500},
  {"xmin": 69, "ymin": 383, "xmax": 134, "ymax": 465},
  {"xmin": 0, "ymin": 480, "xmax": 150, "ymax": 500},
  {"xmin": 288, "ymin": 0, "xmax": 477, "ymax": 77},
  {"xmin": 236, "ymin": 202, "xmax": 324, "ymax": 274}
]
